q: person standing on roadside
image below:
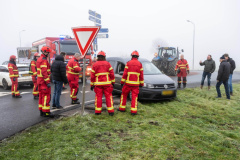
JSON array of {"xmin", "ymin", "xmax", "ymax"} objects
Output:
[
  {"xmin": 67, "ymin": 53, "xmax": 81, "ymax": 104},
  {"xmin": 29, "ymin": 53, "xmax": 40, "ymax": 99},
  {"xmin": 199, "ymin": 54, "xmax": 216, "ymax": 90},
  {"xmin": 51, "ymin": 52, "xmax": 68, "ymax": 109},
  {"xmin": 175, "ymin": 54, "xmax": 189, "ymax": 89},
  {"xmin": 8, "ymin": 55, "xmax": 22, "ymax": 98},
  {"xmin": 216, "ymin": 55, "xmax": 231, "ymax": 99},
  {"xmin": 37, "ymin": 46, "xmax": 53, "ymax": 117},
  {"xmin": 224, "ymin": 53, "xmax": 236, "ymax": 96},
  {"xmin": 90, "ymin": 51, "xmax": 115, "ymax": 116},
  {"xmin": 118, "ymin": 51, "xmax": 144, "ymax": 116}
]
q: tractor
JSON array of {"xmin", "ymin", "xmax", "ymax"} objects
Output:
[{"xmin": 152, "ymin": 47, "xmax": 183, "ymax": 76}]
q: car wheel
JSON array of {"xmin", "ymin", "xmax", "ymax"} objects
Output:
[{"xmin": 2, "ymin": 78, "xmax": 10, "ymax": 90}]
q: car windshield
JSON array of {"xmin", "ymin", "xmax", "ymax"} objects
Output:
[
  {"xmin": 142, "ymin": 62, "xmax": 162, "ymax": 75},
  {"xmin": 159, "ymin": 48, "xmax": 176, "ymax": 57},
  {"xmin": 60, "ymin": 42, "xmax": 91, "ymax": 55},
  {"xmin": 18, "ymin": 67, "xmax": 29, "ymax": 72}
]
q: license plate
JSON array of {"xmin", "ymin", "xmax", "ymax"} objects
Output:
[
  {"xmin": 162, "ymin": 90, "xmax": 174, "ymax": 96},
  {"xmin": 22, "ymin": 74, "xmax": 30, "ymax": 77}
]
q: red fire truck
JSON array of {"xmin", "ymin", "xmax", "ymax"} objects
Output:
[{"xmin": 32, "ymin": 36, "xmax": 94, "ymax": 82}]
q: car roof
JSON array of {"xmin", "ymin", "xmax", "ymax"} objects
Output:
[{"xmin": 106, "ymin": 57, "xmax": 150, "ymax": 64}]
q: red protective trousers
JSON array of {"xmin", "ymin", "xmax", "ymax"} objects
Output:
[
  {"xmin": 32, "ymin": 76, "xmax": 39, "ymax": 96},
  {"xmin": 94, "ymin": 85, "xmax": 114, "ymax": 114},
  {"xmin": 68, "ymin": 77, "xmax": 79, "ymax": 100},
  {"xmin": 177, "ymin": 70, "xmax": 187, "ymax": 84},
  {"xmin": 11, "ymin": 78, "xmax": 20, "ymax": 96},
  {"xmin": 38, "ymin": 83, "xmax": 51, "ymax": 113},
  {"xmin": 119, "ymin": 85, "xmax": 139, "ymax": 114}
]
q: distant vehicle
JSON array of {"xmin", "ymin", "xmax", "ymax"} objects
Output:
[
  {"xmin": 0, "ymin": 64, "xmax": 32, "ymax": 90},
  {"xmin": 106, "ymin": 57, "xmax": 177, "ymax": 100},
  {"xmin": 152, "ymin": 47, "xmax": 184, "ymax": 76},
  {"xmin": 32, "ymin": 36, "xmax": 94, "ymax": 82}
]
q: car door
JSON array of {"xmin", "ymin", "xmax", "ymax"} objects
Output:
[
  {"xmin": 0, "ymin": 66, "xmax": 4, "ymax": 85},
  {"xmin": 115, "ymin": 61, "xmax": 125, "ymax": 92}
]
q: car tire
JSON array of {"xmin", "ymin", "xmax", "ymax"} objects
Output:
[{"xmin": 2, "ymin": 78, "xmax": 10, "ymax": 90}]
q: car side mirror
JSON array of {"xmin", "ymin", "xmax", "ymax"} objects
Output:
[
  {"xmin": 181, "ymin": 49, "xmax": 184, "ymax": 52},
  {"xmin": 119, "ymin": 71, "xmax": 124, "ymax": 75}
]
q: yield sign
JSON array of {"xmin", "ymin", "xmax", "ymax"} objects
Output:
[{"xmin": 72, "ymin": 26, "xmax": 100, "ymax": 57}]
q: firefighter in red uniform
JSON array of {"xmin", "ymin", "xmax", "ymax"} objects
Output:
[
  {"xmin": 8, "ymin": 55, "xmax": 22, "ymax": 98},
  {"xmin": 30, "ymin": 53, "xmax": 40, "ymax": 99},
  {"xmin": 118, "ymin": 51, "xmax": 144, "ymax": 115},
  {"xmin": 90, "ymin": 51, "xmax": 115, "ymax": 116},
  {"xmin": 175, "ymin": 54, "xmax": 190, "ymax": 88},
  {"xmin": 37, "ymin": 46, "xmax": 53, "ymax": 117},
  {"xmin": 67, "ymin": 53, "xmax": 81, "ymax": 104}
]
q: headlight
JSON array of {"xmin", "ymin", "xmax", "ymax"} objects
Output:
[
  {"xmin": 143, "ymin": 83, "xmax": 154, "ymax": 88},
  {"xmin": 87, "ymin": 68, "xmax": 92, "ymax": 71}
]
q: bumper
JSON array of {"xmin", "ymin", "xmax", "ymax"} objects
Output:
[
  {"xmin": 18, "ymin": 81, "xmax": 33, "ymax": 86},
  {"xmin": 139, "ymin": 88, "xmax": 177, "ymax": 100}
]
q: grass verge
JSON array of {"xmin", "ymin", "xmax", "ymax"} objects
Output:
[{"xmin": 0, "ymin": 84, "xmax": 240, "ymax": 160}]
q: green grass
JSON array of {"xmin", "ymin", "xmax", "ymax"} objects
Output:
[{"xmin": 1, "ymin": 84, "xmax": 240, "ymax": 160}]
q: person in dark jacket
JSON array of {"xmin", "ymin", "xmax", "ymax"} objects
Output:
[
  {"xmin": 216, "ymin": 55, "xmax": 231, "ymax": 99},
  {"xmin": 224, "ymin": 53, "xmax": 236, "ymax": 96},
  {"xmin": 51, "ymin": 54, "xmax": 68, "ymax": 109},
  {"xmin": 199, "ymin": 54, "xmax": 216, "ymax": 90}
]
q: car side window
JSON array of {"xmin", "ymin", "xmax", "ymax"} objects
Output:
[
  {"xmin": 116, "ymin": 62, "xmax": 125, "ymax": 74},
  {"xmin": 108, "ymin": 60, "xmax": 116, "ymax": 73}
]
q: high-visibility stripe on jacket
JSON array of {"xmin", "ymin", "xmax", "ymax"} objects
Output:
[
  {"xmin": 8, "ymin": 62, "xmax": 19, "ymax": 78},
  {"xmin": 90, "ymin": 60, "xmax": 115, "ymax": 86},
  {"xmin": 175, "ymin": 59, "xmax": 189, "ymax": 71},
  {"xmin": 67, "ymin": 57, "xmax": 81, "ymax": 78},
  {"xmin": 29, "ymin": 60, "xmax": 37, "ymax": 76},
  {"xmin": 121, "ymin": 58, "xmax": 144, "ymax": 86},
  {"xmin": 36, "ymin": 54, "xmax": 51, "ymax": 85}
]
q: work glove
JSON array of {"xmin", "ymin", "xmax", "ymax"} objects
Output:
[
  {"xmin": 47, "ymin": 83, "xmax": 51, "ymax": 88},
  {"xmin": 112, "ymin": 83, "xmax": 115, "ymax": 87},
  {"xmin": 13, "ymin": 78, "xmax": 16, "ymax": 81},
  {"xmin": 139, "ymin": 85, "xmax": 143, "ymax": 88},
  {"xmin": 121, "ymin": 84, "xmax": 124, "ymax": 88},
  {"xmin": 91, "ymin": 86, "xmax": 95, "ymax": 91},
  {"xmin": 187, "ymin": 70, "xmax": 190, "ymax": 74}
]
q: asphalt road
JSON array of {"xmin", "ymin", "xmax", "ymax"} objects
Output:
[{"xmin": 1, "ymin": 71, "xmax": 240, "ymax": 140}]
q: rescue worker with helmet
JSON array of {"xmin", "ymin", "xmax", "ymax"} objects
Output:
[
  {"xmin": 118, "ymin": 51, "xmax": 144, "ymax": 115},
  {"xmin": 37, "ymin": 46, "xmax": 53, "ymax": 117},
  {"xmin": 90, "ymin": 51, "xmax": 115, "ymax": 116},
  {"xmin": 67, "ymin": 53, "xmax": 82, "ymax": 104},
  {"xmin": 8, "ymin": 55, "xmax": 22, "ymax": 98},
  {"xmin": 29, "ymin": 52, "xmax": 40, "ymax": 99},
  {"xmin": 175, "ymin": 54, "xmax": 190, "ymax": 88}
]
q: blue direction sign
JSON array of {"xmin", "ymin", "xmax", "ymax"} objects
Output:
[
  {"xmin": 88, "ymin": 16, "xmax": 101, "ymax": 24},
  {"xmin": 88, "ymin": 10, "xmax": 101, "ymax": 19},
  {"xmin": 96, "ymin": 24, "xmax": 102, "ymax": 27},
  {"xmin": 99, "ymin": 28, "xmax": 109, "ymax": 33},
  {"xmin": 94, "ymin": 38, "xmax": 97, "ymax": 44}
]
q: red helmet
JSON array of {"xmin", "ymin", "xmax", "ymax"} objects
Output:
[
  {"xmin": 97, "ymin": 51, "xmax": 106, "ymax": 57},
  {"xmin": 131, "ymin": 50, "xmax": 139, "ymax": 57},
  {"xmin": 41, "ymin": 46, "xmax": 51, "ymax": 53},
  {"xmin": 10, "ymin": 55, "xmax": 16, "ymax": 61},
  {"xmin": 34, "ymin": 52, "xmax": 40, "ymax": 57}
]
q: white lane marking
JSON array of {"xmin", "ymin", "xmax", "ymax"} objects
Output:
[
  {"xmin": 0, "ymin": 92, "xmax": 12, "ymax": 97},
  {"xmin": 21, "ymin": 92, "xmax": 31, "ymax": 94},
  {"xmin": 80, "ymin": 91, "xmax": 90, "ymax": 93},
  {"xmin": 62, "ymin": 91, "xmax": 69, "ymax": 94}
]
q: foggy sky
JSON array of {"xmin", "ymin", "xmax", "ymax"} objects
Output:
[{"xmin": 0, "ymin": 0, "xmax": 239, "ymax": 70}]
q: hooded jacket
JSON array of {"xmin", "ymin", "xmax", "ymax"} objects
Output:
[
  {"xmin": 200, "ymin": 58, "xmax": 216, "ymax": 73},
  {"xmin": 217, "ymin": 60, "xmax": 231, "ymax": 82},
  {"xmin": 51, "ymin": 55, "xmax": 68, "ymax": 84},
  {"xmin": 227, "ymin": 57, "xmax": 236, "ymax": 74}
]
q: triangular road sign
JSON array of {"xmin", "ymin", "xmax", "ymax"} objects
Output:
[{"xmin": 72, "ymin": 26, "xmax": 100, "ymax": 57}]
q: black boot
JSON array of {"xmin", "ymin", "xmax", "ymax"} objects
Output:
[
  {"xmin": 178, "ymin": 83, "xmax": 181, "ymax": 89},
  {"xmin": 12, "ymin": 94, "xmax": 15, "ymax": 98},
  {"xmin": 95, "ymin": 113, "xmax": 101, "ymax": 115},
  {"xmin": 109, "ymin": 112, "xmax": 114, "ymax": 116},
  {"xmin": 15, "ymin": 95, "xmax": 22, "ymax": 98},
  {"xmin": 183, "ymin": 84, "xmax": 186, "ymax": 88},
  {"xmin": 40, "ymin": 110, "xmax": 44, "ymax": 116},
  {"xmin": 71, "ymin": 100, "xmax": 80, "ymax": 104},
  {"xmin": 131, "ymin": 113, "xmax": 137, "ymax": 116},
  {"xmin": 34, "ymin": 95, "xmax": 39, "ymax": 99},
  {"xmin": 44, "ymin": 112, "xmax": 54, "ymax": 118}
]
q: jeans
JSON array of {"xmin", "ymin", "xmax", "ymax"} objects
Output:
[
  {"xmin": 216, "ymin": 80, "xmax": 230, "ymax": 99},
  {"xmin": 228, "ymin": 74, "xmax": 233, "ymax": 93},
  {"xmin": 52, "ymin": 80, "xmax": 63, "ymax": 107},
  {"xmin": 201, "ymin": 71, "xmax": 212, "ymax": 86}
]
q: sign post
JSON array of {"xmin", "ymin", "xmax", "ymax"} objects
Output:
[{"xmin": 71, "ymin": 26, "xmax": 100, "ymax": 115}]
